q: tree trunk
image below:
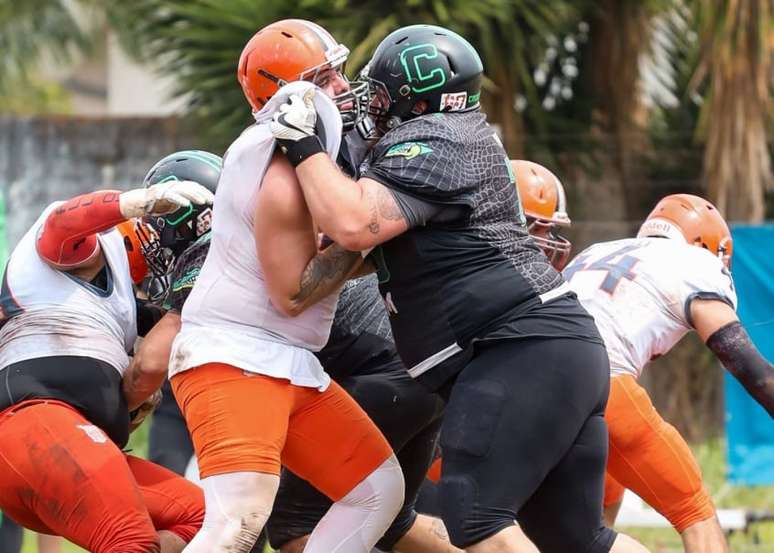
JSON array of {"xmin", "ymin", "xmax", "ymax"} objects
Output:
[
  {"xmin": 585, "ymin": 0, "xmax": 653, "ymax": 221},
  {"xmin": 482, "ymin": 67, "xmax": 525, "ymax": 158},
  {"xmin": 697, "ymin": 0, "xmax": 772, "ymax": 223}
]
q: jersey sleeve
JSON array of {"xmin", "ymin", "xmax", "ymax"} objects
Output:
[
  {"xmin": 363, "ymin": 117, "xmax": 481, "ymax": 208},
  {"xmin": 162, "ymin": 234, "xmax": 211, "ymax": 312},
  {"xmin": 677, "ymin": 248, "xmax": 738, "ymax": 327}
]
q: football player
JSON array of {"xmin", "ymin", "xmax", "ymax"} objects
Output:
[
  {"xmin": 134, "ymin": 149, "xmax": 458, "ymax": 553},
  {"xmin": 511, "ymin": 159, "xmax": 572, "ymax": 270},
  {"xmin": 164, "ymin": 20, "xmax": 403, "ymax": 552},
  {"xmin": 0, "ymin": 176, "xmax": 212, "ymax": 551},
  {"xmin": 134, "ymin": 150, "xmax": 221, "ymax": 477},
  {"xmin": 271, "ymin": 24, "xmax": 650, "ymax": 553},
  {"xmin": 564, "ymin": 194, "xmax": 774, "ymax": 553}
]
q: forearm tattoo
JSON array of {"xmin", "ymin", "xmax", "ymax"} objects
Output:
[{"xmin": 293, "ymin": 244, "xmax": 361, "ymax": 304}]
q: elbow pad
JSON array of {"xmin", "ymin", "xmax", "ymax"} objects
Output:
[
  {"xmin": 36, "ymin": 191, "xmax": 124, "ymax": 267},
  {"xmin": 707, "ymin": 321, "xmax": 774, "ymax": 418}
]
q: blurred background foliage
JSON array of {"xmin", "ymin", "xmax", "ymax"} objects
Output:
[{"xmin": 3, "ymin": 0, "xmax": 769, "ymax": 221}]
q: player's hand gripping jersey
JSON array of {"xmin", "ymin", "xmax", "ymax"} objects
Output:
[
  {"xmin": 564, "ymin": 237, "xmax": 737, "ymax": 377},
  {"xmin": 360, "ymin": 112, "xmax": 584, "ymax": 388},
  {"xmin": 169, "ymin": 82, "xmax": 343, "ymax": 389}
]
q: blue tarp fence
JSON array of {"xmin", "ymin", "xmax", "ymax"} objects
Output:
[{"xmin": 726, "ymin": 224, "xmax": 774, "ymax": 485}]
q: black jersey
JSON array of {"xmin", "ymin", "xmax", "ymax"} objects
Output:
[
  {"xmin": 164, "ymin": 232, "xmax": 211, "ymax": 313},
  {"xmin": 317, "ymin": 274, "xmax": 397, "ymax": 380},
  {"xmin": 361, "ymin": 111, "xmax": 594, "ymax": 390},
  {"xmin": 164, "ymin": 233, "xmax": 400, "ymax": 379}
]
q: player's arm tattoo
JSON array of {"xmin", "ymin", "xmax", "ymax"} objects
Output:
[
  {"xmin": 367, "ymin": 184, "xmax": 406, "ymax": 234},
  {"xmin": 293, "ymin": 243, "xmax": 362, "ymax": 307},
  {"xmin": 430, "ymin": 518, "xmax": 451, "ymax": 541},
  {"xmin": 367, "ymin": 186, "xmax": 380, "ymax": 234},
  {"xmin": 376, "ymin": 185, "xmax": 405, "ymax": 221}
]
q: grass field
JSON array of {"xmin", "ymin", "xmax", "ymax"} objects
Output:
[{"xmin": 20, "ymin": 437, "xmax": 774, "ymax": 552}]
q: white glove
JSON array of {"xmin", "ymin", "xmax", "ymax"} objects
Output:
[
  {"xmin": 270, "ymin": 88, "xmax": 318, "ymax": 142},
  {"xmin": 119, "ymin": 180, "xmax": 215, "ymax": 218}
]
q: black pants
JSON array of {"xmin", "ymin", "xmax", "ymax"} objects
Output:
[
  {"xmin": 0, "ymin": 513, "xmax": 23, "ymax": 553},
  {"xmin": 266, "ymin": 356, "xmax": 445, "ymax": 551},
  {"xmin": 438, "ymin": 337, "xmax": 617, "ymax": 553}
]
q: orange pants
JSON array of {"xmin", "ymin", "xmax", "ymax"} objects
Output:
[
  {"xmin": 171, "ymin": 363, "xmax": 393, "ymax": 501},
  {"xmin": 604, "ymin": 375, "xmax": 715, "ymax": 532},
  {"xmin": 0, "ymin": 400, "xmax": 204, "ymax": 552}
]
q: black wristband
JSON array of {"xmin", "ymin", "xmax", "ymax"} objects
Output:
[{"xmin": 277, "ymin": 135, "xmax": 325, "ymax": 167}]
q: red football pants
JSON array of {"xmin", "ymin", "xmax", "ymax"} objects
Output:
[{"xmin": 0, "ymin": 400, "xmax": 204, "ymax": 552}]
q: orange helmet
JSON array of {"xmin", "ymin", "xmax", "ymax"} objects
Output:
[
  {"xmin": 512, "ymin": 160, "xmax": 572, "ymax": 270},
  {"xmin": 237, "ymin": 19, "xmax": 366, "ymax": 128},
  {"xmin": 116, "ymin": 219, "xmax": 170, "ymax": 286},
  {"xmin": 637, "ymin": 194, "xmax": 733, "ymax": 268}
]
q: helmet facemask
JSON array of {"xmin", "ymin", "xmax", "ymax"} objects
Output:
[
  {"xmin": 356, "ymin": 76, "xmax": 403, "ymax": 140},
  {"xmin": 298, "ymin": 44, "xmax": 370, "ymax": 131},
  {"xmin": 717, "ymin": 237, "xmax": 733, "ymax": 269},
  {"xmin": 527, "ymin": 217, "xmax": 572, "ymax": 271},
  {"xmin": 134, "ymin": 221, "xmax": 174, "ymax": 302},
  {"xmin": 332, "ymin": 77, "xmax": 370, "ymax": 131}
]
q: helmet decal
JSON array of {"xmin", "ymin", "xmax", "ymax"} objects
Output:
[{"xmin": 400, "ymin": 44, "xmax": 448, "ymax": 93}]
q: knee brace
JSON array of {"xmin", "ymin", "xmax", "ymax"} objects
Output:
[
  {"xmin": 185, "ymin": 472, "xmax": 279, "ymax": 553},
  {"xmin": 305, "ymin": 454, "xmax": 405, "ymax": 553}
]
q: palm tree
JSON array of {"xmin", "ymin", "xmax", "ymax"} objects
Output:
[
  {"xmin": 321, "ymin": 0, "xmax": 581, "ymax": 157},
  {"xmin": 108, "ymin": 0, "xmax": 577, "ymax": 154},
  {"xmin": 0, "ymin": 0, "xmax": 92, "ymax": 95},
  {"xmin": 690, "ymin": 0, "xmax": 772, "ymax": 223},
  {"xmin": 536, "ymin": 0, "xmax": 678, "ymax": 250}
]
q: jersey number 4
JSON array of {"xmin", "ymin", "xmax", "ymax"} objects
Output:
[{"xmin": 564, "ymin": 244, "xmax": 642, "ymax": 295}]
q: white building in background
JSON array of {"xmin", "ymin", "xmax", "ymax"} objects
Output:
[
  {"xmin": 51, "ymin": 29, "xmax": 186, "ymax": 117},
  {"xmin": 106, "ymin": 33, "xmax": 188, "ymax": 116}
]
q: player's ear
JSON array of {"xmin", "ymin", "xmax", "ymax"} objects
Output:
[{"xmin": 410, "ymin": 100, "xmax": 429, "ymax": 115}]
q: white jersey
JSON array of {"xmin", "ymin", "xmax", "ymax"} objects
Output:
[
  {"xmin": 564, "ymin": 237, "xmax": 737, "ymax": 378},
  {"xmin": 170, "ymin": 82, "xmax": 343, "ymax": 389},
  {"xmin": 0, "ymin": 203, "xmax": 137, "ymax": 375}
]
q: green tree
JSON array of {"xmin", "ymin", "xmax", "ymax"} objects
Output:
[
  {"xmin": 0, "ymin": 0, "xmax": 92, "ymax": 96},
  {"xmin": 526, "ymin": 0, "xmax": 679, "ymax": 247},
  {"xmin": 109, "ymin": 0, "xmax": 578, "ymax": 153}
]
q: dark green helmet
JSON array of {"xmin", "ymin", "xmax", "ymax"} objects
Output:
[
  {"xmin": 360, "ymin": 25, "xmax": 483, "ymax": 134},
  {"xmin": 143, "ymin": 150, "xmax": 221, "ymax": 258}
]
